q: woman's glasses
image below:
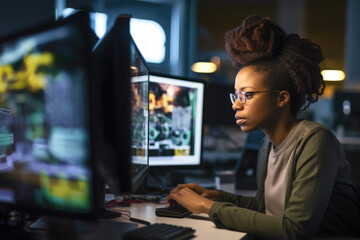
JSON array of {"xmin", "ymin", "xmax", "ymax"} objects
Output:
[{"xmin": 229, "ymin": 90, "xmax": 280, "ymax": 104}]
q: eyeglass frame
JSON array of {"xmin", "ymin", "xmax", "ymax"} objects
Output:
[{"xmin": 229, "ymin": 90, "xmax": 281, "ymax": 104}]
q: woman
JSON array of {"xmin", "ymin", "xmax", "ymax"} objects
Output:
[{"xmin": 167, "ymin": 16, "xmax": 360, "ymax": 239}]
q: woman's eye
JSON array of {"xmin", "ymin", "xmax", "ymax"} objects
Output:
[{"xmin": 245, "ymin": 93, "xmax": 254, "ymax": 99}]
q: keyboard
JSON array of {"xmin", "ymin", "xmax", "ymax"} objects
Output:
[
  {"xmin": 155, "ymin": 205, "xmax": 192, "ymax": 218},
  {"xmin": 122, "ymin": 223, "xmax": 196, "ymax": 240}
]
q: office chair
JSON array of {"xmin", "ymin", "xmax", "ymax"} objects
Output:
[{"xmin": 234, "ymin": 129, "xmax": 265, "ymax": 190}]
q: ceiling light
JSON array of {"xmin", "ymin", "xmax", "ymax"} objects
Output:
[
  {"xmin": 191, "ymin": 62, "xmax": 217, "ymax": 73},
  {"xmin": 321, "ymin": 70, "xmax": 345, "ymax": 81}
]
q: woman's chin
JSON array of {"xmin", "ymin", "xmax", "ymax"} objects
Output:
[
  {"xmin": 240, "ymin": 125, "xmax": 250, "ymax": 132},
  {"xmin": 240, "ymin": 124, "xmax": 255, "ymax": 133}
]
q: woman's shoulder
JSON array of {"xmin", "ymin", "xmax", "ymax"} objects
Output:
[
  {"xmin": 258, "ymin": 120, "xmax": 339, "ymax": 154},
  {"xmin": 299, "ymin": 120, "xmax": 336, "ymax": 138},
  {"xmin": 297, "ymin": 120, "xmax": 340, "ymax": 147}
]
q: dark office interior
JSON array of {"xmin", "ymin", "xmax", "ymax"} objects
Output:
[
  {"xmin": 1, "ymin": 0, "xmax": 360, "ymax": 239},
  {"xmin": 9, "ymin": 0, "xmax": 356, "ymax": 186}
]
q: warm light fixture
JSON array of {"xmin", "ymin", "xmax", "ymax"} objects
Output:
[
  {"xmin": 191, "ymin": 62, "xmax": 217, "ymax": 73},
  {"xmin": 321, "ymin": 70, "xmax": 345, "ymax": 81}
]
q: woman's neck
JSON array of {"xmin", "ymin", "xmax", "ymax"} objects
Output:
[{"xmin": 263, "ymin": 115, "xmax": 299, "ymax": 148}]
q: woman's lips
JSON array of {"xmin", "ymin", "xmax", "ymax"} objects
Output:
[{"xmin": 235, "ymin": 116, "xmax": 247, "ymax": 125}]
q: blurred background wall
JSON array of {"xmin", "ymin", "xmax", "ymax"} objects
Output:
[{"xmin": 1, "ymin": 0, "xmax": 359, "ymax": 185}]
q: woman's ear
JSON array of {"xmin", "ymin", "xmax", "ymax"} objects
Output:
[{"xmin": 277, "ymin": 91, "xmax": 291, "ymax": 108}]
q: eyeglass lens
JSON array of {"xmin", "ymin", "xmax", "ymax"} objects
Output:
[{"xmin": 230, "ymin": 92, "xmax": 244, "ymax": 104}]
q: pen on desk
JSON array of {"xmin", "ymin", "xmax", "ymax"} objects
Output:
[{"xmin": 129, "ymin": 217, "xmax": 151, "ymax": 226}]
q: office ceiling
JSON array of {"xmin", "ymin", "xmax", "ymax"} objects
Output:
[{"xmin": 65, "ymin": 0, "xmax": 347, "ymax": 87}]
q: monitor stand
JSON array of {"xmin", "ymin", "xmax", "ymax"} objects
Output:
[
  {"xmin": 96, "ymin": 181, "xmax": 123, "ymax": 219},
  {"xmin": 24, "ymin": 182, "xmax": 135, "ymax": 239}
]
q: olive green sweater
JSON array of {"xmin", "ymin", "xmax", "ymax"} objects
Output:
[{"xmin": 209, "ymin": 120, "xmax": 360, "ymax": 239}]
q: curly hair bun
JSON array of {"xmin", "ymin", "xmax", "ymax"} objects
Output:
[
  {"xmin": 225, "ymin": 15, "xmax": 287, "ymax": 67},
  {"xmin": 282, "ymin": 34, "xmax": 323, "ymax": 67}
]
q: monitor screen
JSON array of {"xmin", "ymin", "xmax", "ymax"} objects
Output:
[
  {"xmin": 333, "ymin": 91, "xmax": 360, "ymax": 135},
  {"xmin": 130, "ymin": 39, "xmax": 149, "ymax": 190},
  {"xmin": 0, "ymin": 12, "xmax": 98, "ymax": 217},
  {"xmin": 91, "ymin": 15, "xmax": 149, "ymax": 194},
  {"xmin": 148, "ymin": 74, "xmax": 205, "ymax": 167}
]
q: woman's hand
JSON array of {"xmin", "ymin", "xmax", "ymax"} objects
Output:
[
  {"xmin": 167, "ymin": 187, "xmax": 215, "ymax": 214},
  {"xmin": 168, "ymin": 183, "xmax": 218, "ymax": 201},
  {"xmin": 166, "ymin": 183, "xmax": 218, "ymax": 214}
]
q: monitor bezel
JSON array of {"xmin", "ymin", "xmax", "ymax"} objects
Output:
[{"xmin": 129, "ymin": 35, "xmax": 150, "ymax": 193}]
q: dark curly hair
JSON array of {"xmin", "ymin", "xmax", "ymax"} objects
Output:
[{"xmin": 224, "ymin": 15, "xmax": 325, "ymax": 115}]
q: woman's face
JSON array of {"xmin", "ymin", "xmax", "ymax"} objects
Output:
[{"xmin": 232, "ymin": 65, "xmax": 279, "ymax": 132}]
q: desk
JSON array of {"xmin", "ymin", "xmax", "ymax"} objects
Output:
[
  {"xmin": 25, "ymin": 192, "xmax": 252, "ymax": 240},
  {"xmin": 112, "ymin": 202, "xmax": 247, "ymax": 240}
]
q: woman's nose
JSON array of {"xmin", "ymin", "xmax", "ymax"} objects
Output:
[{"xmin": 232, "ymin": 100, "xmax": 243, "ymax": 111}]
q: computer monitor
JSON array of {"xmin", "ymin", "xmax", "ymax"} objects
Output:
[
  {"xmin": 91, "ymin": 15, "xmax": 149, "ymax": 195},
  {"xmin": 148, "ymin": 73, "xmax": 205, "ymax": 167},
  {"xmin": 0, "ymin": 12, "xmax": 100, "ymax": 220},
  {"xmin": 333, "ymin": 91, "xmax": 360, "ymax": 136}
]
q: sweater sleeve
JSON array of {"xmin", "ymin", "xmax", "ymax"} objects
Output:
[
  {"xmin": 217, "ymin": 190, "xmax": 258, "ymax": 210},
  {"xmin": 209, "ymin": 128, "xmax": 339, "ymax": 240}
]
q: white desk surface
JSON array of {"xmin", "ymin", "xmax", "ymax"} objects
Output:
[{"xmin": 112, "ymin": 202, "xmax": 246, "ymax": 240}]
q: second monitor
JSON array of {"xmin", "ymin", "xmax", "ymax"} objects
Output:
[{"xmin": 148, "ymin": 73, "xmax": 205, "ymax": 167}]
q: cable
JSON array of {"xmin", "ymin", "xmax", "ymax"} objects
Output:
[{"xmin": 106, "ymin": 207, "xmax": 150, "ymax": 226}]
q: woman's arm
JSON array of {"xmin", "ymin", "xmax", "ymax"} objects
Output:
[
  {"xmin": 209, "ymin": 129, "xmax": 339, "ymax": 240},
  {"xmin": 167, "ymin": 185, "xmax": 258, "ymax": 213},
  {"xmin": 216, "ymin": 190, "xmax": 258, "ymax": 210}
]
